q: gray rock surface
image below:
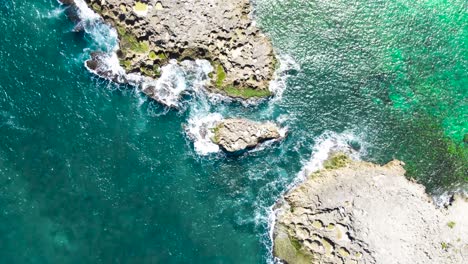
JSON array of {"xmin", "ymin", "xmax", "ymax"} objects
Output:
[
  {"xmin": 212, "ymin": 119, "xmax": 283, "ymax": 152},
  {"xmin": 82, "ymin": 0, "xmax": 277, "ymax": 98},
  {"xmin": 273, "ymin": 154, "xmax": 468, "ymax": 264}
]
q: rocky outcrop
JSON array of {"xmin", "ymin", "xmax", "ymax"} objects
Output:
[
  {"xmin": 85, "ymin": 52, "xmax": 125, "ymax": 82},
  {"xmin": 77, "ymin": 0, "xmax": 277, "ymax": 99},
  {"xmin": 273, "ymin": 154, "xmax": 468, "ymax": 264},
  {"xmin": 212, "ymin": 119, "xmax": 283, "ymax": 152}
]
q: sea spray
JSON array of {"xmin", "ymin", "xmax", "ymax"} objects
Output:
[
  {"xmin": 297, "ymin": 131, "xmax": 364, "ymax": 180},
  {"xmin": 185, "ymin": 113, "xmax": 223, "ymax": 155},
  {"xmin": 268, "ymin": 53, "xmax": 300, "ymax": 102}
]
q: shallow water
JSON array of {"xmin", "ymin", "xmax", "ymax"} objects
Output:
[{"xmin": 0, "ymin": 0, "xmax": 466, "ymax": 263}]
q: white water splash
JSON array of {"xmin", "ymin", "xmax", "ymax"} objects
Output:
[
  {"xmin": 84, "ymin": 52, "xmax": 127, "ymax": 82},
  {"xmin": 269, "ymin": 53, "xmax": 300, "ymax": 101},
  {"xmin": 138, "ymin": 59, "xmax": 213, "ymax": 108},
  {"xmin": 433, "ymin": 189, "xmax": 468, "ymax": 207},
  {"xmin": 44, "ymin": 6, "xmax": 64, "ymax": 19},
  {"xmin": 73, "ymin": 0, "xmax": 100, "ymax": 20},
  {"xmin": 185, "ymin": 113, "xmax": 223, "ymax": 155},
  {"xmin": 73, "ymin": 0, "xmax": 122, "ymax": 70},
  {"xmin": 140, "ymin": 61, "xmax": 188, "ymax": 108},
  {"xmin": 297, "ymin": 131, "xmax": 363, "ymax": 180},
  {"xmin": 183, "ymin": 59, "xmax": 223, "ymax": 156}
]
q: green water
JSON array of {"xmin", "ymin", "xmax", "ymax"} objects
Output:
[{"xmin": 0, "ymin": 0, "xmax": 466, "ymax": 263}]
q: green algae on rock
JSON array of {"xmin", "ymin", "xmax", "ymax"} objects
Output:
[
  {"xmin": 322, "ymin": 152, "xmax": 350, "ymax": 170},
  {"xmin": 273, "ymin": 225, "xmax": 314, "ymax": 264},
  {"xmin": 83, "ymin": 0, "xmax": 277, "ymax": 99}
]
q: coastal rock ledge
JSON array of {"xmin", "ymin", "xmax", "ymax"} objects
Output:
[
  {"xmin": 73, "ymin": 0, "xmax": 277, "ymax": 99},
  {"xmin": 212, "ymin": 119, "xmax": 283, "ymax": 153},
  {"xmin": 273, "ymin": 154, "xmax": 468, "ymax": 264}
]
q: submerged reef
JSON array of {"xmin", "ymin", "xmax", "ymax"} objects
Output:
[{"xmin": 273, "ymin": 154, "xmax": 468, "ymax": 264}]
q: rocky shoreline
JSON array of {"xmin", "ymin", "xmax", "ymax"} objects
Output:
[
  {"xmin": 273, "ymin": 153, "xmax": 468, "ymax": 264},
  {"xmin": 61, "ymin": 0, "xmax": 277, "ymax": 100},
  {"xmin": 57, "ymin": 2, "xmax": 467, "ymax": 262}
]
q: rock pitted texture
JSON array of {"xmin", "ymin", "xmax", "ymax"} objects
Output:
[
  {"xmin": 83, "ymin": 0, "xmax": 276, "ymax": 98},
  {"xmin": 212, "ymin": 119, "xmax": 282, "ymax": 152},
  {"xmin": 273, "ymin": 154, "xmax": 468, "ymax": 264}
]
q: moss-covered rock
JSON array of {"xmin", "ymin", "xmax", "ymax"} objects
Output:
[
  {"xmin": 210, "ymin": 61, "xmax": 272, "ymax": 99},
  {"xmin": 323, "ymin": 152, "xmax": 351, "ymax": 170},
  {"xmin": 116, "ymin": 25, "xmax": 149, "ymax": 54},
  {"xmin": 273, "ymin": 225, "xmax": 315, "ymax": 264}
]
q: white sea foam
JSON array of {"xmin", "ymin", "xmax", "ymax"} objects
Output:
[
  {"xmin": 269, "ymin": 53, "xmax": 300, "ymax": 101},
  {"xmin": 44, "ymin": 6, "xmax": 64, "ymax": 19},
  {"xmin": 185, "ymin": 113, "xmax": 223, "ymax": 155},
  {"xmin": 73, "ymin": 0, "xmax": 124, "ymax": 80},
  {"xmin": 140, "ymin": 61, "xmax": 188, "ymax": 108},
  {"xmin": 180, "ymin": 59, "xmax": 214, "ymax": 96},
  {"xmin": 74, "ymin": 0, "xmax": 100, "ymax": 21},
  {"xmin": 137, "ymin": 59, "xmax": 213, "ymax": 108},
  {"xmin": 297, "ymin": 131, "xmax": 363, "ymax": 181},
  {"xmin": 433, "ymin": 189, "xmax": 468, "ymax": 207}
]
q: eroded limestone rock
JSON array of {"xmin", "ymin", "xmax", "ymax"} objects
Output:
[
  {"xmin": 273, "ymin": 154, "xmax": 468, "ymax": 264},
  {"xmin": 212, "ymin": 119, "xmax": 283, "ymax": 153},
  {"xmin": 80, "ymin": 0, "xmax": 277, "ymax": 99}
]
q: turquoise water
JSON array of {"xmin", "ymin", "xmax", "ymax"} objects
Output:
[{"xmin": 0, "ymin": 0, "xmax": 466, "ymax": 263}]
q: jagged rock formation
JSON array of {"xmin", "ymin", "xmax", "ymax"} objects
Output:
[
  {"xmin": 212, "ymin": 119, "xmax": 283, "ymax": 152},
  {"xmin": 77, "ymin": 0, "xmax": 276, "ymax": 99},
  {"xmin": 273, "ymin": 154, "xmax": 468, "ymax": 264}
]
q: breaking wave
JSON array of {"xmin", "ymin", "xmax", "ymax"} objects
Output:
[{"xmin": 184, "ymin": 113, "xmax": 223, "ymax": 155}]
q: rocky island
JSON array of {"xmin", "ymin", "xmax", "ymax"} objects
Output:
[
  {"xmin": 63, "ymin": 0, "xmax": 277, "ymax": 99},
  {"xmin": 211, "ymin": 119, "xmax": 284, "ymax": 153},
  {"xmin": 273, "ymin": 154, "xmax": 468, "ymax": 264}
]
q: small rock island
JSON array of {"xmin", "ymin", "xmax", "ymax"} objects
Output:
[
  {"xmin": 83, "ymin": 0, "xmax": 277, "ymax": 99},
  {"xmin": 212, "ymin": 119, "xmax": 283, "ymax": 153},
  {"xmin": 273, "ymin": 154, "xmax": 468, "ymax": 264}
]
